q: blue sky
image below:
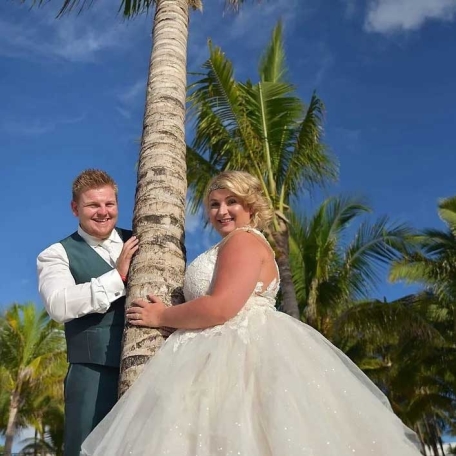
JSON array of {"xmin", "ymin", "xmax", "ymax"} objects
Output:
[
  {"xmin": 1, "ymin": 0, "xmax": 456, "ymax": 450},
  {"xmin": 1, "ymin": 0, "xmax": 456, "ymax": 311}
]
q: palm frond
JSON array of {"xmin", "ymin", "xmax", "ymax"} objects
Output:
[
  {"xmin": 121, "ymin": 0, "xmax": 202, "ymax": 17},
  {"xmin": 333, "ymin": 297, "xmax": 444, "ymax": 346},
  {"xmin": 390, "ymin": 255, "xmax": 440, "ymax": 286},
  {"xmin": 438, "ymin": 196, "xmax": 456, "ymax": 234},
  {"xmin": 241, "ymin": 81, "xmax": 302, "ymax": 196},
  {"xmin": 188, "ymin": 42, "xmax": 257, "ymax": 163},
  {"xmin": 280, "ymin": 93, "xmax": 338, "ymax": 201},
  {"xmin": 344, "ymin": 217, "xmax": 415, "ymax": 298},
  {"xmin": 259, "ymin": 20, "xmax": 287, "ymax": 83}
]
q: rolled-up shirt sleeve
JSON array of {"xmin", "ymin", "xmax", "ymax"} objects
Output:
[{"xmin": 37, "ymin": 243, "xmax": 125, "ymax": 323}]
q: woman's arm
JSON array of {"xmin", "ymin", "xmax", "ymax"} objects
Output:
[{"xmin": 127, "ymin": 231, "xmax": 266, "ymax": 329}]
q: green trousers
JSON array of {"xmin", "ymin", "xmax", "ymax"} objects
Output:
[{"xmin": 64, "ymin": 363, "xmax": 119, "ymax": 456}]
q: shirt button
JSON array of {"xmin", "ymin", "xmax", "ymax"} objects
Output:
[{"xmin": 115, "ymin": 292, "xmax": 120, "ymax": 297}]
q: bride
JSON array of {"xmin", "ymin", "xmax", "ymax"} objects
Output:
[{"xmin": 81, "ymin": 170, "xmax": 421, "ymax": 455}]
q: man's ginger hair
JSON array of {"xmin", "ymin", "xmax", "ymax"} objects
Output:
[{"xmin": 72, "ymin": 169, "xmax": 118, "ymax": 202}]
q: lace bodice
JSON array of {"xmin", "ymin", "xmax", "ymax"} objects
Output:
[
  {"xmin": 173, "ymin": 227, "xmax": 280, "ymax": 351},
  {"xmin": 183, "ymin": 227, "xmax": 280, "ymax": 302}
]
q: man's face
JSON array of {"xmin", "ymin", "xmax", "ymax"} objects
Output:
[{"xmin": 71, "ymin": 185, "xmax": 118, "ymax": 240}]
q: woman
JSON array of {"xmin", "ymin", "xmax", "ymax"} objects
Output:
[{"xmin": 81, "ymin": 171, "xmax": 421, "ymax": 456}]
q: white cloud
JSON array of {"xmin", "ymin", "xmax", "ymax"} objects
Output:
[
  {"xmin": 0, "ymin": 2, "xmax": 149, "ymax": 62},
  {"xmin": 2, "ymin": 114, "xmax": 85, "ymax": 136},
  {"xmin": 364, "ymin": 0, "xmax": 456, "ymax": 34}
]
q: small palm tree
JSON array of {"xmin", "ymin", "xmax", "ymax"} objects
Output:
[
  {"xmin": 0, "ymin": 303, "xmax": 66, "ymax": 456},
  {"xmin": 19, "ymin": 361, "xmax": 66, "ymax": 456},
  {"xmin": 19, "ymin": 402, "xmax": 64, "ymax": 456},
  {"xmin": 288, "ymin": 195, "xmax": 414, "ymax": 332},
  {"xmin": 391, "ymin": 196, "xmax": 456, "ymax": 333},
  {"xmin": 387, "ymin": 197, "xmax": 456, "ymax": 453},
  {"xmin": 287, "ymin": 196, "xmax": 456, "ymax": 449},
  {"xmin": 187, "ymin": 21, "xmax": 338, "ymax": 318}
]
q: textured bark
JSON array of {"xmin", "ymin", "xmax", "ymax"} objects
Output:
[
  {"xmin": 119, "ymin": 0, "xmax": 188, "ymax": 396},
  {"xmin": 415, "ymin": 423, "xmax": 427, "ymax": 456},
  {"xmin": 4, "ymin": 389, "xmax": 20, "ymax": 456},
  {"xmin": 306, "ymin": 277, "xmax": 319, "ymax": 328},
  {"xmin": 438, "ymin": 436, "xmax": 445, "ymax": 456},
  {"xmin": 268, "ymin": 220, "xmax": 300, "ymax": 320}
]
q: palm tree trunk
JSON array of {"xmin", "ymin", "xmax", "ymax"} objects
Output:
[
  {"xmin": 438, "ymin": 436, "xmax": 445, "ymax": 455},
  {"xmin": 34, "ymin": 428, "xmax": 38, "ymax": 456},
  {"xmin": 416, "ymin": 423, "xmax": 427, "ymax": 455},
  {"xmin": 270, "ymin": 221, "xmax": 300, "ymax": 319},
  {"xmin": 306, "ymin": 277, "xmax": 319, "ymax": 328},
  {"xmin": 119, "ymin": 0, "xmax": 188, "ymax": 396},
  {"xmin": 4, "ymin": 389, "xmax": 20, "ymax": 456},
  {"xmin": 424, "ymin": 418, "xmax": 440, "ymax": 456}
]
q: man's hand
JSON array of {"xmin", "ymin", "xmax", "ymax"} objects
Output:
[
  {"xmin": 116, "ymin": 236, "xmax": 139, "ymax": 279},
  {"xmin": 126, "ymin": 295, "xmax": 166, "ymax": 327}
]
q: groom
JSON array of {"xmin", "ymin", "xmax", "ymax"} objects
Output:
[{"xmin": 37, "ymin": 169, "xmax": 138, "ymax": 456}]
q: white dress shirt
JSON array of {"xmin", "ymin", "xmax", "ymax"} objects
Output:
[{"xmin": 37, "ymin": 226, "xmax": 126, "ymax": 323}]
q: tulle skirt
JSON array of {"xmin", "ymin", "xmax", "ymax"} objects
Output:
[{"xmin": 81, "ymin": 306, "xmax": 421, "ymax": 456}]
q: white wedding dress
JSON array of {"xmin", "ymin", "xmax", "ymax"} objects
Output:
[{"xmin": 81, "ymin": 228, "xmax": 421, "ymax": 456}]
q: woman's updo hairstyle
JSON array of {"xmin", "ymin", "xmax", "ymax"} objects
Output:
[{"xmin": 204, "ymin": 171, "xmax": 273, "ymax": 231}]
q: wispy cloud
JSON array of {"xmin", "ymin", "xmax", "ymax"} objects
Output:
[
  {"xmin": 2, "ymin": 114, "xmax": 85, "ymax": 136},
  {"xmin": 116, "ymin": 79, "xmax": 147, "ymax": 119},
  {"xmin": 119, "ymin": 80, "xmax": 146, "ymax": 105},
  {"xmin": 185, "ymin": 206, "xmax": 203, "ymax": 235},
  {"xmin": 364, "ymin": 0, "xmax": 456, "ymax": 34},
  {"xmin": 227, "ymin": 0, "xmax": 307, "ymax": 45},
  {"xmin": 339, "ymin": 0, "xmax": 358, "ymax": 19},
  {"xmin": 0, "ymin": 2, "xmax": 149, "ymax": 63},
  {"xmin": 116, "ymin": 106, "xmax": 132, "ymax": 119},
  {"xmin": 292, "ymin": 39, "xmax": 335, "ymax": 89},
  {"xmin": 187, "ymin": 0, "xmax": 311, "ymax": 76},
  {"xmin": 313, "ymin": 43, "xmax": 335, "ymax": 86},
  {"xmin": 334, "ymin": 127, "xmax": 362, "ymax": 154}
]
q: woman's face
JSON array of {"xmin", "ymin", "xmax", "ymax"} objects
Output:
[{"xmin": 208, "ymin": 189, "xmax": 252, "ymax": 237}]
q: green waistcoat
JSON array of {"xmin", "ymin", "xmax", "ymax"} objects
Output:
[{"xmin": 60, "ymin": 228, "xmax": 132, "ymax": 367}]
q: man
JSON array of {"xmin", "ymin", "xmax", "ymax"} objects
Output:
[{"xmin": 37, "ymin": 169, "xmax": 138, "ymax": 456}]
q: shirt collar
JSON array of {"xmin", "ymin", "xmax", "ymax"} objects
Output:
[{"xmin": 77, "ymin": 226, "xmax": 122, "ymax": 247}]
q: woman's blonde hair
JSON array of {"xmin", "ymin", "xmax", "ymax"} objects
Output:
[{"xmin": 204, "ymin": 171, "xmax": 273, "ymax": 230}]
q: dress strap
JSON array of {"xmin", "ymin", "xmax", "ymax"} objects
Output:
[
  {"xmin": 218, "ymin": 226, "xmax": 266, "ymax": 247},
  {"xmin": 218, "ymin": 226, "xmax": 277, "ymax": 261}
]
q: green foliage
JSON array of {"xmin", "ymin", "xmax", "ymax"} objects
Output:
[
  {"xmin": 360, "ymin": 196, "xmax": 456, "ymax": 448},
  {"xmin": 288, "ymin": 195, "xmax": 415, "ymax": 330},
  {"xmin": 187, "ymin": 22, "xmax": 337, "ymax": 217},
  {"xmin": 187, "ymin": 21, "xmax": 338, "ymax": 317},
  {"xmin": 288, "ymin": 193, "xmax": 456, "ymax": 450},
  {"xmin": 0, "ymin": 303, "xmax": 66, "ymax": 451}
]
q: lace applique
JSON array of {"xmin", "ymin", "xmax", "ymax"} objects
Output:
[
  {"xmin": 172, "ymin": 296, "xmax": 276, "ymax": 352},
  {"xmin": 254, "ymin": 278, "xmax": 279, "ymax": 297},
  {"xmin": 175, "ymin": 228, "xmax": 280, "ymax": 352}
]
